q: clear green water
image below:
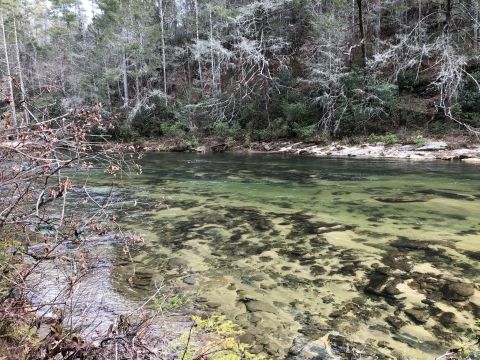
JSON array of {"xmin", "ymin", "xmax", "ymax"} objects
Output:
[{"xmin": 86, "ymin": 153, "xmax": 480, "ymax": 359}]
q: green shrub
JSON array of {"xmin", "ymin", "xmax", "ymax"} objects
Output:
[
  {"xmin": 397, "ymin": 68, "xmax": 433, "ymax": 96},
  {"xmin": 130, "ymin": 95, "xmax": 177, "ymax": 137},
  {"xmin": 292, "ymin": 122, "xmax": 315, "ymax": 139},
  {"xmin": 413, "ymin": 132, "xmax": 426, "ymax": 145},
  {"xmin": 109, "ymin": 123, "xmax": 138, "ymax": 142},
  {"xmin": 244, "ymin": 131, "xmax": 251, "ymax": 147},
  {"xmin": 154, "ymin": 294, "xmax": 189, "ymax": 312},
  {"xmin": 335, "ymin": 71, "xmax": 399, "ymax": 137},
  {"xmin": 367, "ymin": 132, "xmax": 398, "ymax": 145},
  {"xmin": 282, "ymin": 102, "xmax": 308, "ymax": 124},
  {"xmin": 252, "ymin": 129, "xmax": 267, "ymax": 141},
  {"xmin": 184, "ymin": 135, "xmax": 199, "ymax": 149},
  {"xmin": 384, "ymin": 132, "xmax": 398, "ymax": 145},
  {"xmin": 367, "ymin": 134, "xmax": 384, "ymax": 143},
  {"xmin": 160, "ymin": 122, "xmax": 186, "ymax": 137},
  {"xmin": 212, "ymin": 121, "xmax": 240, "ymax": 138},
  {"xmin": 266, "ymin": 118, "xmax": 290, "ymax": 139}
]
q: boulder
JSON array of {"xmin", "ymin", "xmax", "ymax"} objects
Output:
[
  {"xmin": 442, "ymin": 282, "xmax": 475, "ymax": 301},
  {"xmin": 206, "ymin": 301, "xmax": 221, "ymax": 309},
  {"xmin": 405, "ymin": 308, "xmax": 430, "ymax": 324},
  {"xmin": 244, "ymin": 299, "xmax": 278, "ymax": 314},
  {"xmin": 417, "ymin": 142, "xmax": 448, "ymax": 151},
  {"xmin": 439, "ymin": 312, "xmax": 456, "ymax": 328},
  {"xmin": 168, "ymin": 257, "xmax": 189, "ymax": 269},
  {"xmin": 286, "ymin": 337, "xmax": 333, "ymax": 360},
  {"xmin": 182, "ymin": 275, "xmax": 197, "ymax": 285}
]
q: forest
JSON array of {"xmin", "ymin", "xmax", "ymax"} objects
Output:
[{"xmin": 1, "ymin": 0, "xmax": 480, "ymax": 143}]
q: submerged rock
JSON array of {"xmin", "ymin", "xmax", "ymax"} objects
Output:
[
  {"xmin": 182, "ymin": 275, "xmax": 197, "ymax": 285},
  {"xmin": 365, "ymin": 271, "xmax": 392, "ymax": 298},
  {"xmin": 244, "ymin": 299, "xmax": 278, "ymax": 314},
  {"xmin": 464, "ymin": 250, "xmax": 480, "ymax": 261},
  {"xmin": 441, "ymin": 282, "xmax": 475, "ymax": 301},
  {"xmin": 286, "ymin": 337, "xmax": 332, "ymax": 360},
  {"xmin": 206, "ymin": 301, "xmax": 221, "ymax": 309},
  {"xmin": 310, "ymin": 265, "xmax": 326, "ymax": 276},
  {"xmin": 338, "ymin": 263, "xmax": 357, "ymax": 276},
  {"xmin": 386, "ymin": 315, "xmax": 407, "ymax": 331},
  {"xmin": 168, "ymin": 257, "xmax": 189, "ymax": 269},
  {"xmin": 322, "ymin": 295, "xmax": 335, "ymax": 304},
  {"xmin": 438, "ymin": 312, "xmax": 456, "ymax": 328},
  {"xmin": 418, "ymin": 189, "xmax": 476, "ymax": 201},
  {"xmin": 405, "ymin": 308, "xmax": 430, "ymax": 324},
  {"xmin": 374, "ymin": 196, "xmax": 429, "ymax": 203},
  {"xmin": 391, "ymin": 238, "xmax": 432, "ymax": 251}
]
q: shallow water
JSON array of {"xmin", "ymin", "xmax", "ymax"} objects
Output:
[{"xmin": 85, "ymin": 153, "xmax": 480, "ymax": 359}]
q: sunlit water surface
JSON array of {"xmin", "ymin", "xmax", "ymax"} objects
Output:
[{"xmin": 83, "ymin": 153, "xmax": 480, "ymax": 359}]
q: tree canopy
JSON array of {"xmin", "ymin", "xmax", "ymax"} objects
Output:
[{"xmin": 1, "ymin": 0, "xmax": 479, "ymax": 139}]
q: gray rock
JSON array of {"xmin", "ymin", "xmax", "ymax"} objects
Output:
[
  {"xmin": 234, "ymin": 313, "xmax": 251, "ymax": 328},
  {"xmin": 405, "ymin": 308, "xmax": 430, "ymax": 324},
  {"xmin": 238, "ymin": 333, "xmax": 256, "ymax": 345},
  {"xmin": 249, "ymin": 313, "xmax": 263, "ymax": 324},
  {"xmin": 322, "ymin": 295, "xmax": 334, "ymax": 304},
  {"xmin": 251, "ymin": 274, "xmax": 266, "ymax": 281},
  {"xmin": 417, "ymin": 141, "xmax": 448, "ymax": 151},
  {"xmin": 287, "ymin": 337, "xmax": 333, "ymax": 360},
  {"xmin": 393, "ymin": 333, "xmax": 421, "ymax": 348},
  {"xmin": 206, "ymin": 301, "xmax": 221, "ymax": 309},
  {"xmin": 183, "ymin": 275, "xmax": 197, "ymax": 285},
  {"xmin": 168, "ymin": 257, "xmax": 189, "ymax": 269},
  {"xmin": 442, "ymin": 282, "xmax": 475, "ymax": 301},
  {"xmin": 244, "ymin": 299, "xmax": 278, "ymax": 314},
  {"xmin": 439, "ymin": 312, "xmax": 456, "ymax": 328},
  {"xmin": 386, "ymin": 315, "xmax": 407, "ymax": 331},
  {"xmin": 227, "ymin": 283, "xmax": 236, "ymax": 290}
]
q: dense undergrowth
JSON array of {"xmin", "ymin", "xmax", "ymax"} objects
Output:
[{"xmin": 103, "ymin": 67, "xmax": 480, "ymax": 145}]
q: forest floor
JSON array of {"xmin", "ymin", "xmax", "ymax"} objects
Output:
[{"xmin": 137, "ymin": 135, "xmax": 480, "ymax": 164}]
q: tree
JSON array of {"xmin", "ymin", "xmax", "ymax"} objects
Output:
[{"xmin": 1, "ymin": 14, "xmax": 16, "ymax": 127}]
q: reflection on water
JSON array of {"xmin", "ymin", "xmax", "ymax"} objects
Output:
[{"xmin": 85, "ymin": 153, "xmax": 480, "ymax": 359}]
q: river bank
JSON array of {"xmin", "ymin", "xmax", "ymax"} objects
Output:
[{"xmin": 136, "ymin": 136, "xmax": 480, "ymax": 163}]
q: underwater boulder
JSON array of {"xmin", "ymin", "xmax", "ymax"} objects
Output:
[
  {"xmin": 404, "ymin": 307, "xmax": 430, "ymax": 324},
  {"xmin": 441, "ymin": 282, "xmax": 475, "ymax": 301}
]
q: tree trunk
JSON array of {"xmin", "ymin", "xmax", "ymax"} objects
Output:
[
  {"xmin": 474, "ymin": 0, "xmax": 479, "ymax": 50},
  {"xmin": 13, "ymin": 18, "xmax": 28, "ymax": 125},
  {"xmin": 1, "ymin": 15, "xmax": 17, "ymax": 128},
  {"xmin": 374, "ymin": 0, "xmax": 381, "ymax": 54},
  {"xmin": 104, "ymin": 61, "xmax": 112, "ymax": 110},
  {"xmin": 194, "ymin": 0, "xmax": 203, "ymax": 88},
  {"xmin": 209, "ymin": 6, "xmax": 215, "ymax": 94},
  {"xmin": 416, "ymin": 0, "xmax": 422, "ymax": 41},
  {"xmin": 123, "ymin": 49, "xmax": 129, "ymax": 108},
  {"xmin": 135, "ymin": 65, "xmax": 140, "ymax": 108},
  {"xmin": 356, "ymin": 0, "xmax": 367, "ymax": 69},
  {"xmin": 445, "ymin": 0, "xmax": 452, "ymax": 33},
  {"xmin": 158, "ymin": 0, "xmax": 168, "ymax": 106}
]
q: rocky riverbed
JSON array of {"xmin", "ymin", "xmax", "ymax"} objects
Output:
[{"xmin": 97, "ymin": 153, "xmax": 480, "ymax": 359}]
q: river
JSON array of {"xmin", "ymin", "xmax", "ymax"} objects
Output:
[{"xmin": 83, "ymin": 153, "xmax": 480, "ymax": 359}]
